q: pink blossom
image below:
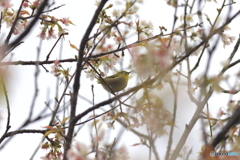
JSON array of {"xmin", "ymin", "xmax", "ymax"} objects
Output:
[
  {"xmin": 50, "ymin": 60, "xmax": 61, "ymax": 76},
  {"xmin": 12, "ymin": 21, "xmax": 26, "ymax": 35},
  {"xmin": 47, "ymin": 28, "xmax": 57, "ymax": 40},
  {"xmin": 23, "ymin": 2, "xmax": 29, "ymax": 8},
  {"xmin": 37, "ymin": 31, "xmax": 46, "ymax": 40},
  {"xmin": 32, "ymin": 0, "xmax": 40, "ymax": 8},
  {"xmin": 37, "ymin": 28, "xmax": 47, "ymax": 40},
  {"xmin": 60, "ymin": 17, "xmax": 72, "ymax": 26},
  {"xmin": 51, "ymin": 16, "xmax": 57, "ymax": 23},
  {"xmin": 13, "ymin": 28, "xmax": 19, "ymax": 35},
  {"xmin": 113, "ymin": 36, "xmax": 123, "ymax": 44}
]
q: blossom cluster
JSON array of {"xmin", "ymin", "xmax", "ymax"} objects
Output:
[{"xmin": 0, "ymin": 0, "xmax": 73, "ymax": 39}]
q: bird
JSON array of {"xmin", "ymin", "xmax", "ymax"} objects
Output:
[{"xmin": 97, "ymin": 71, "xmax": 131, "ymax": 94}]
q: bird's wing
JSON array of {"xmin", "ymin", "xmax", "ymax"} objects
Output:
[{"xmin": 104, "ymin": 74, "xmax": 118, "ymax": 79}]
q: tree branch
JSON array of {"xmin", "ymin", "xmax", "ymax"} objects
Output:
[{"xmin": 63, "ymin": 1, "xmax": 109, "ymax": 159}]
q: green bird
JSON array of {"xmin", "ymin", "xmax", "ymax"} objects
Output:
[{"xmin": 97, "ymin": 71, "xmax": 131, "ymax": 93}]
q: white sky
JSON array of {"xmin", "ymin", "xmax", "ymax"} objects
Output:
[{"xmin": 0, "ymin": 0, "xmax": 240, "ymax": 160}]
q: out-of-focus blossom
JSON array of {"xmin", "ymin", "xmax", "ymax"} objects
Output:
[
  {"xmin": 0, "ymin": 0, "xmax": 13, "ymax": 8},
  {"xmin": 113, "ymin": 36, "xmax": 123, "ymax": 44},
  {"xmin": 101, "ymin": 53, "xmax": 120, "ymax": 73},
  {"xmin": 67, "ymin": 142, "xmax": 93, "ymax": 160},
  {"xmin": 112, "ymin": 9, "xmax": 125, "ymax": 18},
  {"xmin": 106, "ymin": 122, "xmax": 115, "ymax": 129},
  {"xmin": 131, "ymin": 43, "xmax": 171, "ymax": 78},
  {"xmin": 85, "ymin": 70, "xmax": 96, "ymax": 81},
  {"xmin": 221, "ymin": 33, "xmax": 235, "ymax": 48},
  {"xmin": 94, "ymin": 0, "xmax": 100, "ymax": 6},
  {"xmin": 113, "ymin": 146, "xmax": 130, "ymax": 160}
]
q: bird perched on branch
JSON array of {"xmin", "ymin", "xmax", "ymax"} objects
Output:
[{"xmin": 97, "ymin": 71, "xmax": 131, "ymax": 94}]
